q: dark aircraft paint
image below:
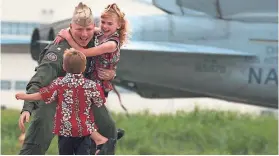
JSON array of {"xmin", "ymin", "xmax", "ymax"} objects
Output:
[
  {"xmin": 248, "ymin": 68, "xmax": 278, "ymax": 85},
  {"xmin": 195, "ymin": 63, "xmax": 226, "ymax": 73},
  {"xmin": 195, "ymin": 58, "xmax": 226, "ymax": 73}
]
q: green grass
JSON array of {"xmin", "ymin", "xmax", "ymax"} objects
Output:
[{"xmin": 1, "ymin": 109, "xmax": 278, "ymax": 155}]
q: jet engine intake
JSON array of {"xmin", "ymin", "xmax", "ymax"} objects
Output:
[{"xmin": 30, "ymin": 28, "xmax": 53, "ymax": 63}]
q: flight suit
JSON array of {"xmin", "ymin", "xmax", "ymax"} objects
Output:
[{"xmin": 19, "ymin": 40, "xmax": 117, "ymax": 155}]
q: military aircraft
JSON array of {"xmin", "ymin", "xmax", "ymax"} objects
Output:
[{"xmin": 29, "ymin": 0, "xmax": 278, "ymax": 109}]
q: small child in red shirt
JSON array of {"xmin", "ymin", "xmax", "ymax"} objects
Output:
[{"xmin": 15, "ymin": 49, "xmax": 115, "ymax": 155}]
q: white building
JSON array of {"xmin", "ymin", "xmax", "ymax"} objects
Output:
[{"xmin": 0, "ymin": 0, "xmax": 163, "ymax": 44}]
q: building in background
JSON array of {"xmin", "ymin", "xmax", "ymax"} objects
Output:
[{"xmin": 0, "ymin": 0, "xmax": 163, "ymax": 44}]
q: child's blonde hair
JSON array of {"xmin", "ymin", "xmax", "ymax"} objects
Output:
[
  {"xmin": 101, "ymin": 3, "xmax": 130, "ymax": 47},
  {"xmin": 63, "ymin": 48, "xmax": 86, "ymax": 74}
]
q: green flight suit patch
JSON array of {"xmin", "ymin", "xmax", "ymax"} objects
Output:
[{"xmin": 45, "ymin": 52, "xmax": 58, "ymax": 61}]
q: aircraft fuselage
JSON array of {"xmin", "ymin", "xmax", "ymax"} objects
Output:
[{"xmin": 113, "ymin": 15, "xmax": 278, "ymax": 108}]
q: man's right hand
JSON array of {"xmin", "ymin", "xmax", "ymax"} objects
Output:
[{"xmin": 18, "ymin": 111, "xmax": 30, "ymax": 133}]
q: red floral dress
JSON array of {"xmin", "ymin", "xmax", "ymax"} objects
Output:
[
  {"xmin": 91, "ymin": 31, "xmax": 120, "ymax": 93},
  {"xmin": 39, "ymin": 73, "xmax": 106, "ymax": 137}
]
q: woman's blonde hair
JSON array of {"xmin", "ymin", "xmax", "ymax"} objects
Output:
[{"xmin": 101, "ymin": 3, "xmax": 131, "ymax": 47}]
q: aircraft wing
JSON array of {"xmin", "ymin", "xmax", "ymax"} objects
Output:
[
  {"xmin": 121, "ymin": 41, "xmax": 256, "ymax": 57},
  {"xmin": 30, "ymin": 40, "xmax": 256, "ymax": 62},
  {"xmin": 153, "ymin": 0, "xmax": 278, "ymax": 23}
]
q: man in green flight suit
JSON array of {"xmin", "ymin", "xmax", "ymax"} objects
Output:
[{"xmin": 18, "ymin": 2, "xmax": 118, "ymax": 155}]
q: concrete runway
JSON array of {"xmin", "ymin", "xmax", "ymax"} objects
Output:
[{"xmin": 106, "ymin": 92, "xmax": 278, "ymax": 117}]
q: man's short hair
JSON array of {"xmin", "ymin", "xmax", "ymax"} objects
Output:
[
  {"xmin": 71, "ymin": 2, "xmax": 94, "ymax": 27},
  {"xmin": 63, "ymin": 48, "xmax": 86, "ymax": 74}
]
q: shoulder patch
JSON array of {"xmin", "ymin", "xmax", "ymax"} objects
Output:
[{"xmin": 46, "ymin": 52, "xmax": 58, "ymax": 61}]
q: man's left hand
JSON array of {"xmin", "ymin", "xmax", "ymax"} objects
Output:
[{"xmin": 98, "ymin": 68, "xmax": 115, "ymax": 81}]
